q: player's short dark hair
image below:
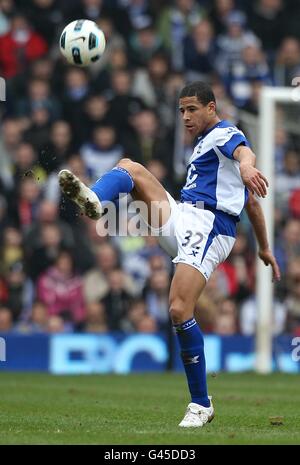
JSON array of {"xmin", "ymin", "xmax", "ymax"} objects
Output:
[{"xmin": 179, "ymin": 81, "xmax": 216, "ymax": 106}]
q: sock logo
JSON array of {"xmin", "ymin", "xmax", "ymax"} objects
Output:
[
  {"xmin": 180, "ymin": 319, "xmax": 197, "ymax": 331},
  {"xmin": 182, "ymin": 354, "xmax": 200, "ymax": 365}
]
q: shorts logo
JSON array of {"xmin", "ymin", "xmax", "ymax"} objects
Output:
[{"xmin": 188, "ymin": 250, "xmax": 199, "ymax": 257}]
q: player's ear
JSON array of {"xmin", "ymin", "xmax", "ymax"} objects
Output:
[{"xmin": 207, "ymin": 101, "xmax": 216, "ymax": 115}]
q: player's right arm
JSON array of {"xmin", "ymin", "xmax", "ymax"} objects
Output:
[
  {"xmin": 215, "ymin": 127, "xmax": 268, "ymax": 198},
  {"xmin": 233, "ymin": 145, "xmax": 269, "ymax": 198},
  {"xmin": 245, "ymin": 191, "xmax": 281, "ymax": 282}
]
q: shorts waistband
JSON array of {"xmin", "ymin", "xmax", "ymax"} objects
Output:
[
  {"xmin": 203, "ymin": 204, "xmax": 239, "ymax": 223},
  {"xmin": 181, "ymin": 201, "xmax": 239, "ymax": 224}
]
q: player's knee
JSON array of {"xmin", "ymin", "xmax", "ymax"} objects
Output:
[
  {"xmin": 169, "ymin": 297, "xmax": 188, "ymax": 324},
  {"xmin": 118, "ymin": 158, "xmax": 133, "ymax": 169},
  {"xmin": 117, "ymin": 158, "xmax": 142, "ymax": 179}
]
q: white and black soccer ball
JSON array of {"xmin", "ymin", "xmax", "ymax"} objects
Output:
[{"xmin": 59, "ymin": 19, "xmax": 106, "ymax": 66}]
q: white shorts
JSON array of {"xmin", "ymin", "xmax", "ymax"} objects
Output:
[{"xmin": 151, "ymin": 193, "xmax": 236, "ymax": 281}]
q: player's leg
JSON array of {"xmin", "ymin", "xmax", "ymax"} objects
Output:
[
  {"xmin": 58, "ymin": 158, "xmax": 171, "ymax": 228},
  {"xmin": 169, "ymin": 263, "xmax": 214, "ymax": 427},
  {"xmin": 116, "ymin": 158, "xmax": 171, "ymax": 228}
]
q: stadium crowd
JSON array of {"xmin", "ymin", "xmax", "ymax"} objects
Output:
[{"xmin": 0, "ymin": 0, "xmax": 300, "ymax": 337}]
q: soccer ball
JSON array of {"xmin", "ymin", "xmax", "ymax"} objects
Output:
[{"xmin": 59, "ymin": 19, "xmax": 106, "ymax": 66}]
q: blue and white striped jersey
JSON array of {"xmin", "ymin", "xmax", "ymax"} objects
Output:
[{"xmin": 181, "ymin": 120, "xmax": 249, "ymax": 218}]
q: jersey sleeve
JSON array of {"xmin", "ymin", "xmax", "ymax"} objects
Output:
[{"xmin": 215, "ymin": 127, "xmax": 250, "ymax": 160}]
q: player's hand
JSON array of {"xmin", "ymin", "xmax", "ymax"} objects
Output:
[
  {"xmin": 240, "ymin": 165, "xmax": 269, "ymax": 198},
  {"xmin": 258, "ymin": 248, "xmax": 281, "ymax": 282}
]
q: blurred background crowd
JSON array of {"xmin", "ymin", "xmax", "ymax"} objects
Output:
[{"xmin": 0, "ymin": 0, "xmax": 300, "ymax": 337}]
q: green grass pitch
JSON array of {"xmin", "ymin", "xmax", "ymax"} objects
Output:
[{"xmin": 0, "ymin": 372, "xmax": 299, "ymax": 445}]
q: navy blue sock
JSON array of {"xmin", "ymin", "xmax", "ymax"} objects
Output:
[
  {"xmin": 91, "ymin": 166, "xmax": 134, "ymax": 203},
  {"xmin": 174, "ymin": 318, "xmax": 210, "ymax": 407}
]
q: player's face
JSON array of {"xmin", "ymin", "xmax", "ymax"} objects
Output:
[{"xmin": 179, "ymin": 96, "xmax": 216, "ymax": 138}]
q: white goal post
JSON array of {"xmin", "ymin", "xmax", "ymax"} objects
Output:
[{"xmin": 256, "ymin": 86, "xmax": 300, "ymax": 373}]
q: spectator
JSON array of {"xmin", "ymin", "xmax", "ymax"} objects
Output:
[
  {"xmin": 4, "ymin": 260, "xmax": 31, "ymax": 322},
  {"xmin": 122, "ymin": 298, "xmax": 147, "ymax": 332},
  {"xmin": 0, "ymin": 0, "xmax": 15, "ymax": 37},
  {"xmin": 158, "ymin": 0, "xmax": 205, "ymax": 70},
  {"xmin": 15, "ymin": 77, "xmax": 61, "ymax": 122},
  {"xmin": 0, "ymin": 305, "xmax": 13, "ymax": 331},
  {"xmin": 26, "ymin": 223, "xmax": 64, "ymax": 280},
  {"xmin": 9, "ymin": 177, "xmax": 41, "ymax": 230},
  {"xmin": 39, "ymin": 120, "xmax": 74, "ymax": 173},
  {"xmin": 123, "ymin": 109, "xmax": 172, "ymax": 171},
  {"xmin": 223, "ymin": 228, "xmax": 255, "ymax": 301},
  {"xmin": 106, "ymin": 68, "xmax": 146, "ymax": 135},
  {"xmin": 0, "ymin": 196, "xmax": 8, "ymax": 240},
  {"xmin": 289, "ymin": 189, "xmax": 300, "ymax": 220},
  {"xmin": 129, "ymin": 20, "xmax": 164, "ymax": 67},
  {"xmin": 183, "ymin": 19, "xmax": 216, "ymax": 82},
  {"xmin": 102, "ymin": 268, "xmax": 132, "ymax": 331},
  {"xmin": 26, "ymin": 0, "xmax": 63, "ymax": 47},
  {"xmin": 143, "ymin": 269, "xmax": 170, "ymax": 330},
  {"xmin": 215, "ymin": 10, "xmax": 261, "ymax": 78},
  {"xmin": 24, "ymin": 199, "xmax": 75, "ymax": 249},
  {"xmin": 274, "ymin": 127, "xmax": 290, "ymax": 174},
  {"xmin": 23, "ymin": 106, "xmax": 52, "ymax": 151},
  {"xmin": 61, "ymin": 67, "xmax": 91, "ymax": 146},
  {"xmin": 285, "ymin": 257, "xmax": 300, "ymax": 334},
  {"xmin": 135, "ymin": 313, "xmax": 158, "ymax": 332},
  {"xmin": 0, "ymin": 226, "xmax": 23, "ymax": 274},
  {"xmin": 11, "ymin": 142, "xmax": 47, "ymax": 190},
  {"xmin": 248, "ymin": 0, "xmax": 287, "ymax": 56},
  {"xmin": 15, "ymin": 300, "xmax": 48, "ymax": 333},
  {"xmin": 212, "ymin": 297, "xmax": 239, "ymax": 335},
  {"xmin": 0, "ymin": 14, "xmax": 48, "ymax": 78},
  {"xmin": 91, "ymin": 18, "xmax": 127, "ymax": 84},
  {"xmin": 121, "ymin": 0, "xmax": 156, "ymax": 30},
  {"xmin": 274, "ymin": 37, "xmax": 300, "ymax": 86},
  {"xmin": 276, "ymin": 150, "xmax": 300, "ymax": 207},
  {"xmin": 275, "ymin": 219, "xmax": 300, "ymax": 275},
  {"xmin": 240, "ymin": 295, "xmax": 286, "ymax": 335},
  {"xmin": 209, "ymin": 0, "xmax": 236, "ymax": 35},
  {"xmin": 132, "ymin": 52, "xmax": 170, "ymax": 112},
  {"xmin": 0, "ymin": 118, "xmax": 24, "ymax": 190},
  {"xmin": 65, "ymin": 0, "xmax": 131, "ymax": 40},
  {"xmin": 37, "ymin": 249, "xmax": 86, "ymax": 325},
  {"xmin": 241, "ymin": 79, "xmax": 264, "ymax": 116},
  {"xmin": 82, "ymin": 94, "xmax": 112, "ymax": 139},
  {"xmin": 46, "ymin": 314, "xmax": 67, "ymax": 332},
  {"xmin": 80, "ymin": 124, "xmax": 123, "ymax": 181},
  {"xmin": 195, "ymin": 269, "xmax": 227, "ymax": 332},
  {"xmin": 81, "ymin": 301, "xmax": 108, "ymax": 333},
  {"xmin": 83, "ymin": 242, "xmax": 137, "ymax": 303},
  {"xmin": 224, "ymin": 44, "xmax": 271, "ymax": 107}
]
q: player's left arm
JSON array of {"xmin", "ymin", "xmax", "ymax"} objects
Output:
[
  {"xmin": 245, "ymin": 191, "xmax": 281, "ymax": 282},
  {"xmin": 233, "ymin": 145, "xmax": 269, "ymax": 198}
]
